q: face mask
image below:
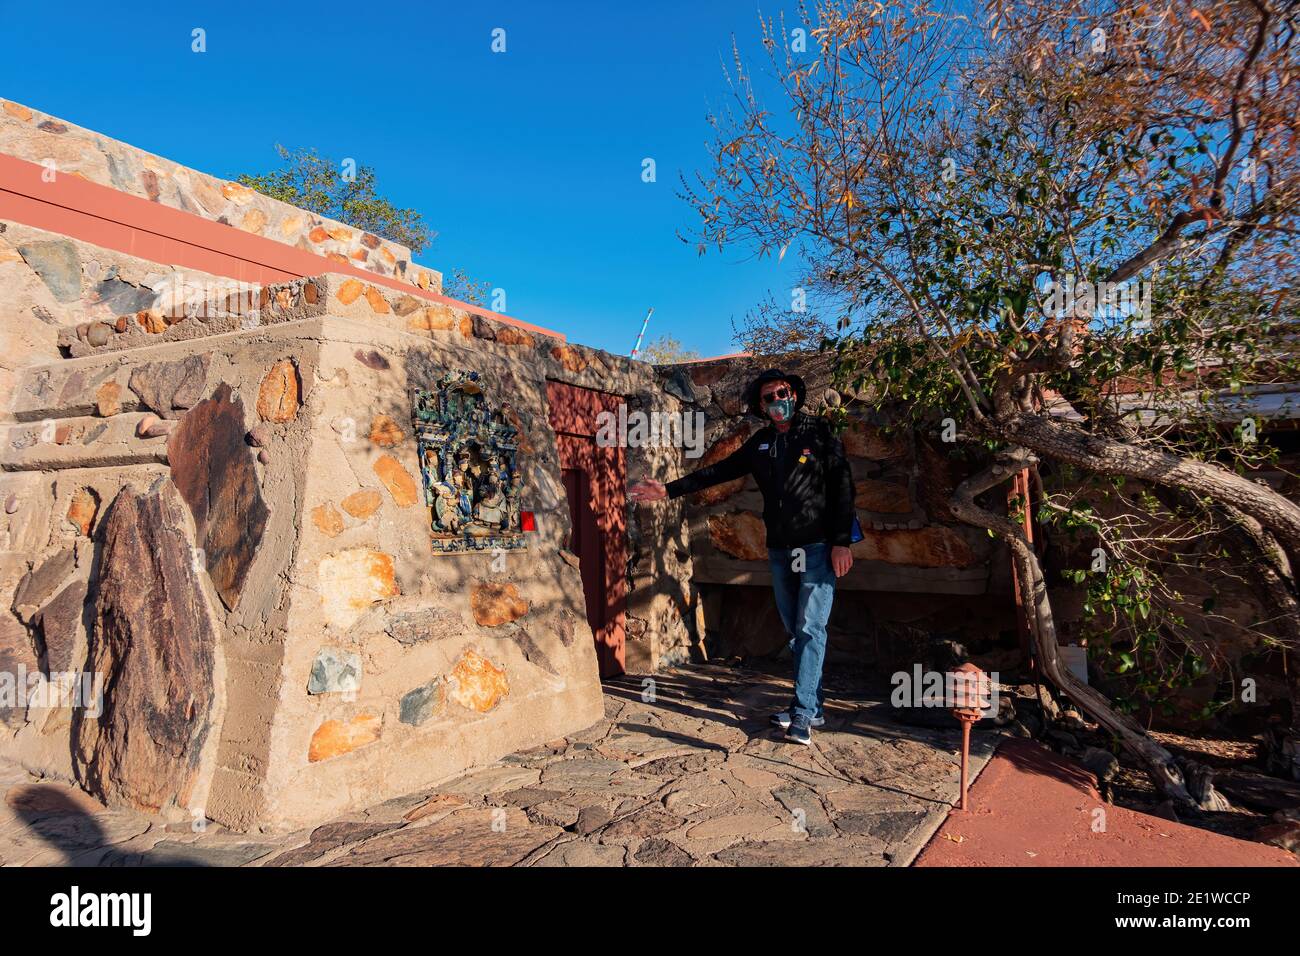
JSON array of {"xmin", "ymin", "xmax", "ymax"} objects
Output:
[{"xmin": 766, "ymin": 396, "xmax": 795, "ymax": 422}]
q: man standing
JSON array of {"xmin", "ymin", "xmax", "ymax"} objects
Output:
[{"xmin": 629, "ymin": 369, "xmax": 855, "ymax": 745}]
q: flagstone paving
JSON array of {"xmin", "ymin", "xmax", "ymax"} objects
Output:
[{"xmin": 0, "ymin": 662, "xmax": 1001, "ymax": 867}]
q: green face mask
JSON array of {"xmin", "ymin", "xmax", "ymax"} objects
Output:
[{"xmin": 766, "ymin": 396, "xmax": 795, "ymax": 423}]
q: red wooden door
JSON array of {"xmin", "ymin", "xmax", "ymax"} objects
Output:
[{"xmin": 546, "ymin": 381, "xmax": 627, "ymax": 678}]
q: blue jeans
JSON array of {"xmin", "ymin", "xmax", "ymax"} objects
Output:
[{"xmin": 768, "ymin": 541, "xmax": 836, "ymax": 723}]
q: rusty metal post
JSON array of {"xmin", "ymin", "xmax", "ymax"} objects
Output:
[{"xmin": 950, "ymin": 662, "xmax": 990, "ymax": 812}]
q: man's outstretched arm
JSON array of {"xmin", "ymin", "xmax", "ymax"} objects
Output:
[{"xmin": 629, "ymin": 436, "xmax": 755, "ymax": 503}]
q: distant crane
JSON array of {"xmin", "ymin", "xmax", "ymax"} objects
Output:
[{"xmin": 629, "ymin": 307, "xmax": 654, "ymax": 359}]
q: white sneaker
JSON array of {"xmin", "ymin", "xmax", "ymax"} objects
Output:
[{"xmin": 769, "ymin": 711, "xmax": 825, "ymax": 729}]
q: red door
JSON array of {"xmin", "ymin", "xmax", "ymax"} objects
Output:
[{"xmin": 546, "ymin": 381, "xmax": 627, "ymax": 678}]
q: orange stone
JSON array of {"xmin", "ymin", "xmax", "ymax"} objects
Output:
[
  {"xmin": 256, "ymin": 359, "xmax": 300, "ymax": 422},
  {"xmin": 2, "ymin": 100, "xmax": 34, "ymax": 122},
  {"xmin": 495, "ymin": 325, "xmax": 533, "ymax": 346},
  {"xmin": 309, "ymin": 226, "xmax": 330, "ymax": 243},
  {"xmin": 327, "ymin": 226, "xmax": 353, "ymax": 242},
  {"xmin": 551, "ymin": 344, "xmax": 590, "ymax": 373},
  {"xmin": 326, "ymin": 253, "xmax": 349, "ymax": 266},
  {"xmin": 854, "ymin": 478, "xmax": 912, "ymax": 513},
  {"xmin": 279, "ymin": 215, "xmax": 302, "ymax": 237},
  {"xmin": 373, "ymin": 453, "xmax": 418, "ymax": 507},
  {"xmin": 95, "ymin": 380, "xmax": 122, "ymax": 417},
  {"xmin": 67, "ymin": 488, "xmax": 99, "ymax": 536},
  {"xmin": 707, "ymin": 512, "xmax": 767, "ymax": 561},
  {"xmin": 308, "ymin": 714, "xmax": 381, "ymax": 762},
  {"xmin": 336, "ymin": 278, "xmax": 364, "ymax": 305},
  {"xmin": 311, "ymin": 502, "xmax": 344, "ymax": 537},
  {"xmin": 409, "ymin": 304, "xmax": 460, "ymax": 332},
  {"xmin": 850, "ymin": 526, "xmax": 975, "ymax": 568},
  {"xmin": 240, "ymin": 209, "xmax": 268, "ymax": 234},
  {"xmin": 470, "ymin": 582, "xmax": 529, "ymax": 626},
  {"xmin": 369, "ymin": 414, "xmax": 404, "ymax": 447},
  {"xmin": 221, "ymin": 181, "xmax": 254, "ymax": 205},
  {"xmin": 340, "ymin": 489, "xmax": 382, "ymax": 520},
  {"xmin": 449, "ymin": 650, "xmax": 509, "ymax": 712},
  {"xmin": 692, "ymin": 426, "xmax": 751, "ymax": 505},
  {"xmin": 318, "ymin": 549, "xmax": 400, "ymax": 630},
  {"xmin": 364, "ymin": 285, "xmax": 390, "ymax": 314},
  {"xmin": 351, "ymin": 248, "xmax": 367, "ymax": 261},
  {"xmin": 136, "ymin": 309, "xmax": 167, "ymax": 334}
]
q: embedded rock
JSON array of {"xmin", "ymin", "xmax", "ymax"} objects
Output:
[
  {"xmin": 470, "ymin": 582, "xmax": 529, "ymax": 626},
  {"xmin": 399, "ymin": 680, "xmax": 442, "ymax": 726},
  {"xmin": 307, "ymin": 648, "xmax": 361, "ymax": 694},
  {"xmin": 373, "ymin": 453, "xmax": 418, "ymax": 507},
  {"xmin": 707, "ymin": 512, "xmax": 768, "ymax": 561},
  {"xmin": 255, "ymin": 359, "xmax": 300, "ymax": 422},
  {"xmin": 690, "ymin": 425, "xmax": 751, "ymax": 505},
  {"xmin": 127, "ymin": 355, "xmax": 210, "ymax": 419},
  {"xmin": 167, "ymin": 384, "xmax": 270, "ymax": 609},
  {"xmin": 850, "ymin": 527, "xmax": 975, "ymax": 568},
  {"xmin": 340, "ymin": 489, "xmax": 382, "ymax": 520},
  {"xmin": 317, "ymin": 549, "xmax": 399, "ymax": 631},
  {"xmin": 449, "ymin": 650, "xmax": 509, "ymax": 712},
  {"xmin": 74, "ymin": 479, "xmax": 220, "ymax": 814},
  {"xmin": 308, "ymin": 714, "xmax": 381, "ymax": 762}
]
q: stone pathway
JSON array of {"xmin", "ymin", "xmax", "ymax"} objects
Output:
[{"xmin": 0, "ymin": 662, "xmax": 1001, "ymax": 867}]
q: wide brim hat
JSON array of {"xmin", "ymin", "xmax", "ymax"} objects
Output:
[{"xmin": 743, "ymin": 368, "xmax": 807, "ymax": 419}]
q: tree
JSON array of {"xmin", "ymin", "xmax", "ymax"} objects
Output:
[
  {"xmin": 237, "ymin": 145, "xmax": 435, "ymax": 253},
  {"xmin": 686, "ymin": 0, "xmax": 1300, "ymax": 803},
  {"xmin": 640, "ymin": 334, "xmax": 702, "ymax": 364}
]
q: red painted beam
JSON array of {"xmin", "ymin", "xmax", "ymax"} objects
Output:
[{"xmin": 0, "ymin": 152, "xmax": 563, "ymax": 340}]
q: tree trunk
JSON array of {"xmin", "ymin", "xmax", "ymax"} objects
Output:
[
  {"xmin": 995, "ymin": 412, "xmax": 1300, "ymax": 563},
  {"xmin": 950, "ymin": 448, "xmax": 1211, "ymax": 809}
]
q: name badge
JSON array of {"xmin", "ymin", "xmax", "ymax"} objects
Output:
[{"xmin": 757, "ymin": 444, "xmax": 769, "ymax": 450}]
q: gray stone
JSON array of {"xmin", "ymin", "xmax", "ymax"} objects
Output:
[
  {"xmin": 18, "ymin": 240, "xmax": 82, "ymax": 302},
  {"xmin": 715, "ymin": 839, "xmax": 886, "ymax": 867},
  {"xmin": 1080, "ymin": 746, "xmax": 1120, "ymax": 784},
  {"xmin": 386, "ymin": 607, "xmax": 463, "ymax": 645},
  {"xmin": 399, "ymin": 679, "xmax": 441, "ymax": 726},
  {"xmin": 128, "ymin": 355, "xmax": 210, "ymax": 419},
  {"xmin": 85, "ymin": 323, "xmax": 112, "ymax": 347},
  {"xmin": 773, "ymin": 784, "xmax": 836, "ymax": 837},
  {"xmin": 33, "ymin": 579, "xmax": 88, "ymax": 674},
  {"xmin": 307, "ymin": 647, "xmax": 361, "ymax": 694},
  {"xmin": 832, "ymin": 809, "xmax": 928, "ymax": 843},
  {"xmin": 12, "ymin": 547, "xmax": 77, "ymax": 623},
  {"xmin": 633, "ymin": 837, "xmax": 694, "ymax": 866}
]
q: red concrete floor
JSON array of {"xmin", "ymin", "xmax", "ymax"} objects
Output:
[{"xmin": 915, "ymin": 737, "xmax": 1297, "ymax": 867}]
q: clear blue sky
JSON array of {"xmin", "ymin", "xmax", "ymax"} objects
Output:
[{"xmin": 0, "ymin": 0, "xmax": 805, "ymax": 357}]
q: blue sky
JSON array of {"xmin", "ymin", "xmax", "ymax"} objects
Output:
[{"xmin": 0, "ymin": 0, "xmax": 806, "ymax": 357}]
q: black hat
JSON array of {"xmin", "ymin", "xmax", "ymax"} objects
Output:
[{"xmin": 743, "ymin": 368, "xmax": 806, "ymax": 419}]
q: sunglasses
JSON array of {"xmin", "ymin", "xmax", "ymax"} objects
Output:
[{"xmin": 760, "ymin": 386, "xmax": 793, "ymax": 403}]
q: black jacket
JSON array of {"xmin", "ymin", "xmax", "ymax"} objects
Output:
[{"xmin": 666, "ymin": 412, "xmax": 856, "ymax": 549}]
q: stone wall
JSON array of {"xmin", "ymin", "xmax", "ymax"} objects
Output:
[
  {"xmin": 0, "ymin": 98, "xmax": 441, "ymax": 293},
  {"xmin": 0, "ymin": 216, "xmax": 699, "ymax": 830}
]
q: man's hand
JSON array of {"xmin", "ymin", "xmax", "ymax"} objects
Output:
[
  {"xmin": 629, "ymin": 479, "xmax": 668, "ymax": 503},
  {"xmin": 831, "ymin": 545, "xmax": 853, "ymax": 578}
]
